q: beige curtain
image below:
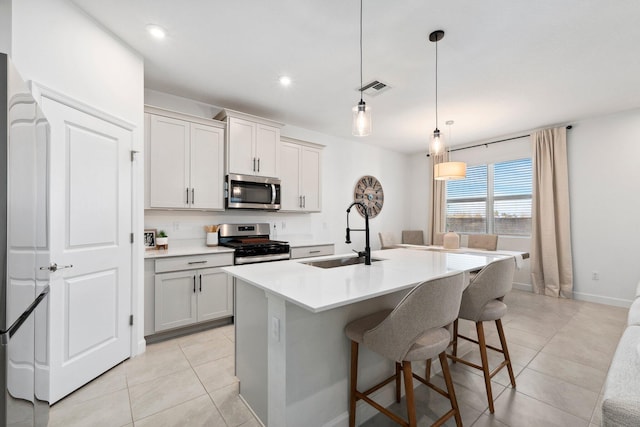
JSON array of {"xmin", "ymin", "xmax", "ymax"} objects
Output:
[
  {"xmin": 531, "ymin": 127, "xmax": 573, "ymax": 297},
  {"xmin": 428, "ymin": 153, "xmax": 447, "ymax": 244}
]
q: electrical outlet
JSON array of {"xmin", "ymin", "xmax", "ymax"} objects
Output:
[
  {"xmin": 271, "ymin": 316, "xmax": 280, "ymax": 341},
  {"xmin": 173, "ymin": 221, "xmax": 180, "ymax": 231},
  {"xmin": 592, "ymin": 271, "xmax": 600, "ymax": 281}
]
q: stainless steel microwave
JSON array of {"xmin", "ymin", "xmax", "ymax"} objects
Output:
[{"xmin": 225, "ymin": 174, "xmax": 281, "ymax": 210}]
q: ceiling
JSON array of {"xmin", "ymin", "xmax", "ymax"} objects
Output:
[{"xmin": 72, "ymin": 0, "xmax": 640, "ymax": 154}]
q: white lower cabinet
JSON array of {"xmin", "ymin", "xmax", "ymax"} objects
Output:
[
  {"xmin": 145, "ymin": 252, "xmax": 234, "ymax": 336},
  {"xmin": 154, "ymin": 267, "xmax": 232, "ymax": 332}
]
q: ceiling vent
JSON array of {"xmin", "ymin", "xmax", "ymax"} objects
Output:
[{"xmin": 356, "ymin": 80, "xmax": 391, "ymax": 97}]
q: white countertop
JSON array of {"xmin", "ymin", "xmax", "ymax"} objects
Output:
[
  {"xmin": 144, "ymin": 240, "xmax": 333, "ymax": 259},
  {"xmin": 144, "ymin": 246, "xmax": 234, "ymax": 259},
  {"xmin": 223, "ymin": 248, "xmax": 513, "ymax": 313}
]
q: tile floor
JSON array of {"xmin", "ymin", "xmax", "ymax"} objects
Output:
[{"xmin": 48, "ymin": 290, "xmax": 628, "ymax": 427}]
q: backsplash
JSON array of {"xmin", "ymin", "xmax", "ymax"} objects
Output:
[{"xmin": 144, "ymin": 210, "xmax": 328, "ymax": 248}]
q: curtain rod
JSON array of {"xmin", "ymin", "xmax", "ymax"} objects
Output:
[{"xmin": 426, "ymin": 125, "xmax": 572, "ymax": 157}]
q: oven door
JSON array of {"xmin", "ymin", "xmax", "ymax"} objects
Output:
[{"xmin": 226, "ymin": 174, "xmax": 281, "ymax": 210}]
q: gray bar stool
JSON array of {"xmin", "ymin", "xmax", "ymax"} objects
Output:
[
  {"xmin": 448, "ymin": 257, "xmax": 516, "ymax": 413},
  {"xmin": 345, "ymin": 272, "xmax": 465, "ymax": 427}
]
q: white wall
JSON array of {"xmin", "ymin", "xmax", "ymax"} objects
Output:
[
  {"xmin": 144, "ymin": 89, "xmax": 413, "ymax": 255},
  {"xmin": 11, "ymin": 0, "xmax": 146, "ymax": 351},
  {"xmin": 568, "ymin": 108, "xmax": 640, "ymax": 306}
]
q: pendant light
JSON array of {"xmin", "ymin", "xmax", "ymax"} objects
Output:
[
  {"xmin": 429, "ymin": 30, "xmax": 445, "ymax": 156},
  {"xmin": 429, "ymin": 30, "xmax": 466, "ymax": 180},
  {"xmin": 352, "ymin": 0, "xmax": 371, "ymax": 136}
]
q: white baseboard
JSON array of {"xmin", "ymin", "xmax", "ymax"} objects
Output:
[
  {"xmin": 511, "ymin": 282, "xmax": 633, "ymax": 309},
  {"xmin": 572, "ymin": 291, "xmax": 633, "ymax": 308}
]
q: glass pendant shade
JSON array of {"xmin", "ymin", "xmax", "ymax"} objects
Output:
[
  {"xmin": 429, "ymin": 128, "xmax": 445, "ymax": 156},
  {"xmin": 352, "ymin": 100, "xmax": 372, "ymax": 136},
  {"xmin": 434, "ymin": 161, "xmax": 466, "ymax": 180}
]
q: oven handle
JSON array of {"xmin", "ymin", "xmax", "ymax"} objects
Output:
[{"xmin": 235, "ymin": 253, "xmax": 290, "ymax": 265}]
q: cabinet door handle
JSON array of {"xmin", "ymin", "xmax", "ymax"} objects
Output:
[
  {"xmin": 199, "ymin": 274, "xmax": 202, "ymax": 292},
  {"xmin": 309, "ymin": 250, "xmax": 321, "ymax": 254},
  {"xmin": 299, "ymin": 195, "xmax": 302, "ymax": 208},
  {"xmin": 303, "ymin": 195, "xmax": 306, "ymax": 208},
  {"xmin": 187, "ymin": 260, "xmax": 208, "ymax": 265},
  {"xmin": 192, "ymin": 188, "xmax": 195, "ymax": 205},
  {"xmin": 257, "ymin": 158, "xmax": 260, "ymax": 172},
  {"xmin": 186, "ymin": 188, "xmax": 190, "ymax": 204},
  {"xmin": 193, "ymin": 275, "xmax": 196, "ymax": 293},
  {"xmin": 253, "ymin": 157, "xmax": 256, "ymax": 172}
]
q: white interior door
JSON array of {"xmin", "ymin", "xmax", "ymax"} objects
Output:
[{"xmin": 40, "ymin": 96, "xmax": 133, "ymax": 403}]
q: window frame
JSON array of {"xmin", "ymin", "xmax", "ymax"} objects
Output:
[{"xmin": 444, "ymin": 158, "xmax": 532, "ymax": 236}]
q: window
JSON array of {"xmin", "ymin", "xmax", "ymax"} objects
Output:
[{"xmin": 445, "ymin": 158, "xmax": 532, "ymax": 236}]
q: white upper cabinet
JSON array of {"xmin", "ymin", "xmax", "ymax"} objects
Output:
[
  {"xmin": 145, "ymin": 107, "xmax": 225, "ymax": 210},
  {"xmin": 215, "ymin": 109, "xmax": 283, "ymax": 177},
  {"xmin": 279, "ymin": 137, "xmax": 323, "ymax": 212}
]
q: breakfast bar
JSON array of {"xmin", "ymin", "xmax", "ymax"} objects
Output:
[{"xmin": 223, "ymin": 248, "xmax": 515, "ymax": 427}]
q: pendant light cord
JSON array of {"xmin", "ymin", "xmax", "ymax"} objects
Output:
[
  {"xmin": 359, "ymin": 0, "xmax": 363, "ymax": 102},
  {"xmin": 435, "ymin": 37, "xmax": 438, "ymax": 129}
]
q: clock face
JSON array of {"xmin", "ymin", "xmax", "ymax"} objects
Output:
[{"xmin": 353, "ymin": 175, "xmax": 384, "ymax": 218}]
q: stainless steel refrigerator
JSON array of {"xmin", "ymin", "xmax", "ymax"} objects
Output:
[{"xmin": 0, "ymin": 53, "xmax": 50, "ymax": 426}]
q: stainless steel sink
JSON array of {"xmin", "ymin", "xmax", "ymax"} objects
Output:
[{"xmin": 302, "ymin": 256, "xmax": 382, "ymax": 269}]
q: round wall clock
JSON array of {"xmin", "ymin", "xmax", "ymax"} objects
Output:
[{"xmin": 353, "ymin": 175, "xmax": 384, "ymax": 218}]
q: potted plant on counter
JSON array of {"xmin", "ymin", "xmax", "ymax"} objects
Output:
[{"xmin": 156, "ymin": 230, "xmax": 169, "ymax": 250}]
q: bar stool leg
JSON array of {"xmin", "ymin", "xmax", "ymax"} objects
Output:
[
  {"xmin": 395, "ymin": 362, "xmax": 402, "ymax": 403},
  {"xmin": 401, "ymin": 361, "xmax": 417, "ymax": 427},
  {"xmin": 439, "ymin": 352, "xmax": 462, "ymax": 427},
  {"xmin": 496, "ymin": 319, "xmax": 516, "ymax": 388},
  {"xmin": 476, "ymin": 321, "xmax": 495, "ymax": 413},
  {"xmin": 349, "ymin": 341, "xmax": 359, "ymax": 427},
  {"xmin": 425, "ymin": 358, "xmax": 432, "ymax": 380},
  {"xmin": 452, "ymin": 319, "xmax": 459, "ymax": 362}
]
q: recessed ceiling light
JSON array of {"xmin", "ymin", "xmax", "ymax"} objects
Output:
[
  {"xmin": 279, "ymin": 76, "xmax": 292, "ymax": 87},
  {"xmin": 146, "ymin": 24, "xmax": 166, "ymax": 40}
]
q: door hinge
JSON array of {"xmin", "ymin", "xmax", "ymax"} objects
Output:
[
  {"xmin": 130, "ymin": 233, "xmax": 134, "ymax": 244},
  {"xmin": 129, "ymin": 315, "xmax": 134, "ymax": 326},
  {"xmin": 130, "ymin": 150, "xmax": 139, "ymax": 162}
]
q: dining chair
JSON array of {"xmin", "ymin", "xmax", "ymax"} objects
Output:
[
  {"xmin": 345, "ymin": 272, "xmax": 465, "ymax": 427},
  {"xmin": 448, "ymin": 256, "xmax": 516, "ymax": 413},
  {"xmin": 467, "ymin": 234, "xmax": 498, "ymax": 251},
  {"xmin": 378, "ymin": 232, "xmax": 399, "ymax": 249},
  {"xmin": 402, "ymin": 230, "xmax": 424, "ymax": 245}
]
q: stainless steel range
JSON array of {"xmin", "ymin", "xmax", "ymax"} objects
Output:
[{"xmin": 218, "ymin": 223, "xmax": 290, "ymax": 265}]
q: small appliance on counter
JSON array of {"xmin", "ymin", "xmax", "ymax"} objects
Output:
[{"xmin": 218, "ymin": 223, "xmax": 289, "ymax": 264}]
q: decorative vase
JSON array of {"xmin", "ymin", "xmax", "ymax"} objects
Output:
[
  {"xmin": 156, "ymin": 237, "xmax": 168, "ymax": 249},
  {"xmin": 443, "ymin": 231, "xmax": 460, "ymax": 249}
]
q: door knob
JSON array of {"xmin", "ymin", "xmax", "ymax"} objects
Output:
[{"xmin": 39, "ymin": 263, "xmax": 73, "ymax": 272}]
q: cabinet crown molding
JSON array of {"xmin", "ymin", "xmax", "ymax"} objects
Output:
[
  {"xmin": 214, "ymin": 108, "xmax": 284, "ymax": 128},
  {"xmin": 145, "ymin": 105, "xmax": 226, "ymax": 129},
  {"xmin": 280, "ymin": 136, "xmax": 325, "ymax": 149}
]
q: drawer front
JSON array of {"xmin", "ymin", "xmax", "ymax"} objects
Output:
[
  {"xmin": 155, "ymin": 253, "xmax": 234, "ymax": 273},
  {"xmin": 290, "ymin": 244, "xmax": 335, "ymax": 259}
]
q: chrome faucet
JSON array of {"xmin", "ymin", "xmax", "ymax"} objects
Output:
[{"xmin": 345, "ymin": 201, "xmax": 371, "ymax": 265}]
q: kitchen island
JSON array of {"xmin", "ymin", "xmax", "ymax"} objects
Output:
[{"xmin": 223, "ymin": 248, "xmax": 514, "ymax": 427}]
